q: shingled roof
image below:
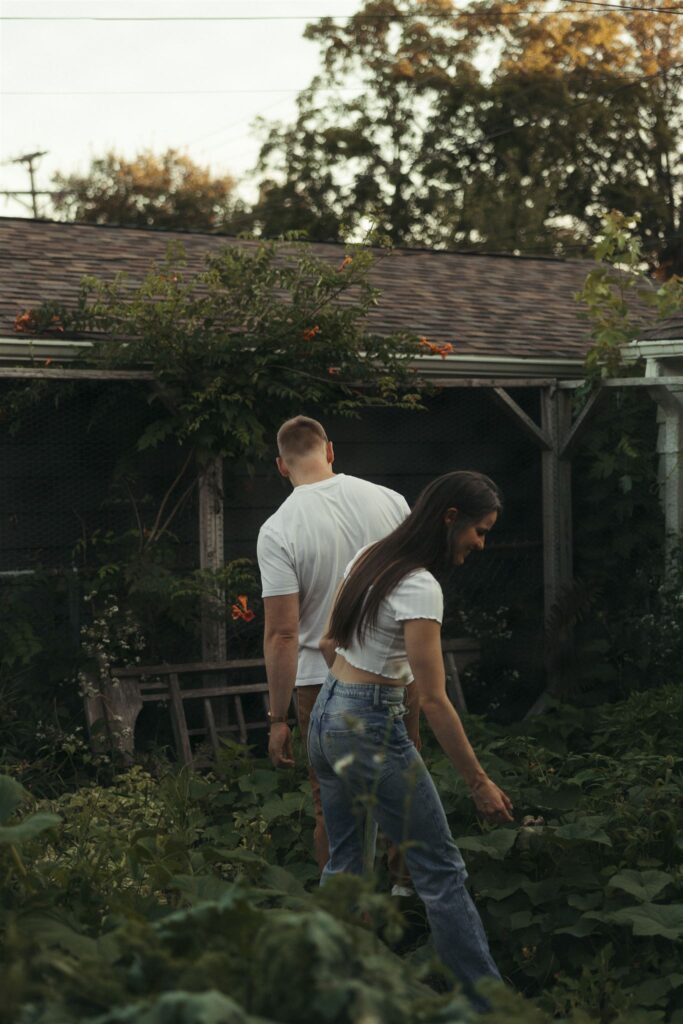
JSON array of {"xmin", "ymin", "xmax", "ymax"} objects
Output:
[
  {"xmin": 2, "ymin": 216, "xmax": 602, "ymax": 363},
  {"xmin": 639, "ymin": 312, "xmax": 683, "ymax": 342}
]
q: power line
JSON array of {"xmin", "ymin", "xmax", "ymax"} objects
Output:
[
  {"xmin": 1, "ymin": 14, "xmax": 356, "ymax": 19},
  {"xmin": 560, "ymin": 0, "xmax": 682, "ymax": 11},
  {"xmin": 4, "ymin": 88, "xmax": 364, "ymax": 97},
  {"xmin": 187, "ymin": 95, "xmax": 300, "ymax": 150},
  {"xmin": 5, "ymin": 59, "xmax": 680, "ymax": 101},
  {"xmin": 2, "ymin": 2, "xmax": 682, "ymax": 18}
]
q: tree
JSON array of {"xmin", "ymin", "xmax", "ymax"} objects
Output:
[
  {"xmin": 248, "ymin": 0, "xmax": 683, "ymax": 271},
  {"xmin": 52, "ymin": 149, "xmax": 239, "ymax": 232}
]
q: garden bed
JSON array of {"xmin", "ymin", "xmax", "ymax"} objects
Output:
[{"xmin": 1, "ymin": 685, "xmax": 682, "ymax": 1023}]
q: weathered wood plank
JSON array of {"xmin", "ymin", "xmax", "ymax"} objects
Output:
[
  {"xmin": 489, "ymin": 388, "xmax": 552, "ymax": 450},
  {"xmin": 168, "ymin": 673, "xmax": 193, "ymax": 766},
  {"xmin": 117, "ymin": 658, "xmax": 265, "ymax": 678},
  {"xmin": 140, "ymin": 682, "xmax": 269, "ymax": 702},
  {"xmin": 0, "ymin": 367, "xmax": 155, "ymax": 380},
  {"xmin": 559, "ymin": 387, "xmax": 608, "ymax": 459}
]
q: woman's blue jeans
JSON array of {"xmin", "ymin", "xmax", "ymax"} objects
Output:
[{"xmin": 307, "ymin": 673, "xmax": 501, "ymax": 1003}]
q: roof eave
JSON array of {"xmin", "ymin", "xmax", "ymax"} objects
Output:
[
  {"xmin": 0, "ymin": 337, "xmax": 94, "ymax": 361},
  {"xmin": 413, "ymin": 353, "xmax": 585, "ymax": 380},
  {"xmin": 0, "ymin": 337, "xmax": 586, "ymax": 381},
  {"xmin": 622, "ymin": 338, "xmax": 683, "ymax": 361}
]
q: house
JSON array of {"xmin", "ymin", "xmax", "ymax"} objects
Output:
[{"xmin": 4, "ymin": 216, "xmax": 673, "ymax": 711}]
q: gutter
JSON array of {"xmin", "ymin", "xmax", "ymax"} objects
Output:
[
  {"xmin": 1, "ymin": 337, "xmax": 586, "ymax": 381},
  {"xmin": 622, "ymin": 339, "xmax": 683, "ymax": 361},
  {"xmin": 412, "ymin": 353, "xmax": 585, "ymax": 380},
  {"xmin": 0, "ymin": 337, "xmax": 93, "ymax": 361}
]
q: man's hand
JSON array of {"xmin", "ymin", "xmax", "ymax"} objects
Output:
[
  {"xmin": 268, "ymin": 722, "xmax": 295, "ymax": 768},
  {"xmin": 470, "ymin": 777, "xmax": 514, "ymax": 823}
]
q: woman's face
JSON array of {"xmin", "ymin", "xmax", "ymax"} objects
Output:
[{"xmin": 451, "ymin": 510, "xmax": 498, "ymax": 566}]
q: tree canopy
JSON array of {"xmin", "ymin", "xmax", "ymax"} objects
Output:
[
  {"xmin": 247, "ymin": 0, "xmax": 683, "ymax": 272},
  {"xmin": 52, "ymin": 149, "xmax": 239, "ymax": 232}
]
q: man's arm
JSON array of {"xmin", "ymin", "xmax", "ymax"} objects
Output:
[{"xmin": 263, "ymin": 593, "xmax": 300, "ymax": 768}]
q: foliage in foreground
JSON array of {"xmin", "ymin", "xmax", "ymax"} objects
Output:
[{"xmin": 1, "ymin": 685, "xmax": 682, "ymax": 1024}]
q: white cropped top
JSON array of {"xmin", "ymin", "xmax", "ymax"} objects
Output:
[{"xmin": 335, "ymin": 550, "xmax": 444, "ymax": 683}]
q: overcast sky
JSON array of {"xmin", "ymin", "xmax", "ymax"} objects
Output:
[{"xmin": 0, "ymin": 0, "xmax": 363, "ymax": 218}]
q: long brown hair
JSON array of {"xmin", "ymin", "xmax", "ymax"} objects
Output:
[{"xmin": 327, "ymin": 470, "xmax": 502, "ymax": 649}]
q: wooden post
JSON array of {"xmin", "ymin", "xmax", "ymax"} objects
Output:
[
  {"xmin": 541, "ymin": 387, "xmax": 574, "ymax": 626},
  {"xmin": 198, "ymin": 456, "xmax": 228, "ymax": 736},
  {"xmin": 524, "ymin": 386, "xmax": 575, "ymax": 713},
  {"xmin": 648, "ymin": 384, "xmax": 683, "ymax": 569},
  {"xmin": 198, "ymin": 456, "xmax": 226, "ymax": 661}
]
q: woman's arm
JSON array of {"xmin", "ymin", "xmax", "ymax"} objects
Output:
[
  {"xmin": 404, "ymin": 618, "xmax": 513, "ymax": 823},
  {"xmin": 319, "ymin": 582, "xmax": 342, "ymax": 668},
  {"xmin": 319, "ymin": 633, "xmax": 337, "ymax": 668}
]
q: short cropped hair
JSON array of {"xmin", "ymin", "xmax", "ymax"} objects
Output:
[{"xmin": 277, "ymin": 416, "xmax": 328, "ymax": 459}]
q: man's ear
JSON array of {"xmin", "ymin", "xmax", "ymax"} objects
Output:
[
  {"xmin": 444, "ymin": 506, "xmax": 459, "ymax": 526},
  {"xmin": 276, "ymin": 456, "xmax": 290, "ymax": 479},
  {"xmin": 326, "ymin": 441, "xmax": 335, "ymax": 465}
]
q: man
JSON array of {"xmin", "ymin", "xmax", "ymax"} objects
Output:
[{"xmin": 257, "ymin": 415, "xmax": 420, "ymax": 874}]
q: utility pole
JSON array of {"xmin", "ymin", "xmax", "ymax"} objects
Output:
[{"xmin": 1, "ymin": 151, "xmax": 49, "ymax": 217}]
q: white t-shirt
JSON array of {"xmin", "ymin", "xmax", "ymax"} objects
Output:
[
  {"xmin": 335, "ymin": 551, "xmax": 443, "ymax": 683},
  {"xmin": 257, "ymin": 474, "xmax": 410, "ymax": 686}
]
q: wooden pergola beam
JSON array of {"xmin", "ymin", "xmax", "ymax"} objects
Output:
[
  {"xmin": 559, "ymin": 387, "xmax": 608, "ymax": 459},
  {"xmin": 489, "ymin": 387, "xmax": 552, "ymax": 449},
  {"xmin": 558, "ymin": 376, "xmax": 683, "ymax": 389}
]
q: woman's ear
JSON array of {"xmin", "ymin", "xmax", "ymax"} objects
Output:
[{"xmin": 444, "ymin": 506, "xmax": 459, "ymax": 526}]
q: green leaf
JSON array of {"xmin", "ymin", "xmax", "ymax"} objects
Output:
[
  {"xmin": 523, "ymin": 785, "xmax": 582, "ymax": 811},
  {"xmin": 611, "ymin": 903, "xmax": 683, "ymax": 940},
  {"xmin": 567, "ymin": 892, "xmax": 603, "ymax": 911},
  {"xmin": 476, "ymin": 874, "xmax": 528, "ymax": 901},
  {"xmin": 608, "ymin": 869, "xmax": 673, "ymax": 903},
  {"xmin": 87, "ymin": 990, "xmax": 250, "ymax": 1024},
  {"xmin": 237, "ymin": 770, "xmax": 279, "ymax": 797},
  {"xmin": 0, "ymin": 774, "xmax": 27, "ymax": 823},
  {"xmin": 555, "ymin": 816, "xmax": 612, "ymax": 846},
  {"xmin": 554, "ymin": 915, "xmax": 601, "ymax": 938},
  {"xmin": 455, "ymin": 828, "xmax": 518, "ymax": 860},
  {"xmin": 636, "ymin": 976, "xmax": 677, "ymax": 1007},
  {"xmin": 507, "ymin": 910, "xmax": 541, "ymax": 931},
  {"xmin": 0, "ymin": 812, "xmax": 61, "ymax": 844},
  {"xmin": 523, "ymin": 879, "xmax": 563, "ymax": 906},
  {"xmin": 19, "ymin": 915, "xmax": 102, "ymax": 959}
]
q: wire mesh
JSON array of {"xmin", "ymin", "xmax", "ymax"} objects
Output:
[
  {"xmin": 0, "ymin": 379, "xmax": 198, "ymax": 574},
  {"xmin": 1, "ymin": 378, "xmax": 547, "ymax": 724}
]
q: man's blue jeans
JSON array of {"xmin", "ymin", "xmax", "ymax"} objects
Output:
[{"xmin": 307, "ymin": 673, "xmax": 502, "ymax": 1003}]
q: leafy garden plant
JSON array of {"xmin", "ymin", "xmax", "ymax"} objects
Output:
[
  {"xmin": 565, "ymin": 213, "xmax": 683, "ymax": 701},
  {"xmin": 2, "ymin": 686, "xmax": 683, "ymax": 1024},
  {"xmin": 37, "ymin": 238, "xmax": 424, "ymax": 463}
]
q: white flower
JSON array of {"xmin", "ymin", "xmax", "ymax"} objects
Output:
[{"xmin": 333, "ymin": 753, "xmax": 355, "ymax": 775}]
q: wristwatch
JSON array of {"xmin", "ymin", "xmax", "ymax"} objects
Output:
[{"xmin": 267, "ymin": 712, "xmax": 288, "ymax": 724}]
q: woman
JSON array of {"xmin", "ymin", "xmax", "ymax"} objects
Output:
[{"xmin": 310, "ymin": 471, "xmax": 513, "ymax": 1005}]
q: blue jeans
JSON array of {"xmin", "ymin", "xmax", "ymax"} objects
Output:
[{"xmin": 307, "ymin": 673, "xmax": 502, "ymax": 1004}]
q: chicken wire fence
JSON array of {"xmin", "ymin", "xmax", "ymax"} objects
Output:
[{"xmin": 0, "ymin": 378, "xmax": 545, "ymax": 681}]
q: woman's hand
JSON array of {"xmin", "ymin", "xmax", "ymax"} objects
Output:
[{"xmin": 470, "ymin": 777, "xmax": 514, "ymax": 823}]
